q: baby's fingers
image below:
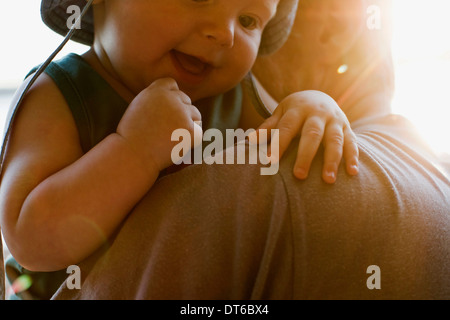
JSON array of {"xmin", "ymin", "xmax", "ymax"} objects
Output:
[
  {"xmin": 343, "ymin": 127, "xmax": 359, "ymax": 176},
  {"xmin": 257, "ymin": 113, "xmax": 280, "ymax": 132},
  {"xmin": 249, "ymin": 112, "xmax": 281, "ymax": 145},
  {"xmin": 293, "ymin": 116, "xmax": 325, "ymax": 179},
  {"xmin": 269, "ymin": 110, "xmax": 304, "ymax": 162},
  {"xmin": 322, "ymin": 122, "xmax": 345, "ymax": 184}
]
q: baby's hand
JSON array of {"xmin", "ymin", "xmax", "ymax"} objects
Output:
[
  {"xmin": 117, "ymin": 78, "xmax": 202, "ymax": 172},
  {"xmin": 257, "ymin": 90, "xmax": 359, "ymax": 184}
]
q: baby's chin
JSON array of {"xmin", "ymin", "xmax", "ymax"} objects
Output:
[{"xmin": 180, "ymin": 83, "xmax": 237, "ymax": 103}]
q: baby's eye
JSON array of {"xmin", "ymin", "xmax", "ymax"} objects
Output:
[{"xmin": 239, "ymin": 15, "xmax": 258, "ymax": 30}]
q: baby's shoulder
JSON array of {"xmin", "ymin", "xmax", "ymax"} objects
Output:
[
  {"xmin": 10, "ymin": 72, "xmax": 77, "ymax": 134},
  {"xmin": 4, "ymin": 72, "xmax": 82, "ymax": 161}
]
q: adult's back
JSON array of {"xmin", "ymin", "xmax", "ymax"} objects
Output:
[{"xmin": 53, "ymin": 114, "xmax": 450, "ymax": 299}]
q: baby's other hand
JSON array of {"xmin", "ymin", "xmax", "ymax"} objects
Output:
[
  {"xmin": 117, "ymin": 78, "xmax": 202, "ymax": 172},
  {"xmin": 256, "ymin": 90, "xmax": 359, "ymax": 184}
]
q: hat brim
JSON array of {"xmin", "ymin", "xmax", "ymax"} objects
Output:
[
  {"xmin": 41, "ymin": 0, "xmax": 94, "ymax": 46},
  {"xmin": 41, "ymin": 0, "xmax": 298, "ymax": 55},
  {"xmin": 260, "ymin": 0, "xmax": 298, "ymax": 55}
]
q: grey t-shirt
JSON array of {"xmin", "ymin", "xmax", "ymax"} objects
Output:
[{"xmin": 51, "ymin": 114, "xmax": 450, "ymax": 300}]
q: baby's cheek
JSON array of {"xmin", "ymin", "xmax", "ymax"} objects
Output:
[{"xmin": 231, "ymin": 47, "xmax": 258, "ymax": 80}]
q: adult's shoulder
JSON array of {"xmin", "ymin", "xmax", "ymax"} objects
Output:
[{"xmin": 273, "ymin": 113, "xmax": 450, "ymax": 299}]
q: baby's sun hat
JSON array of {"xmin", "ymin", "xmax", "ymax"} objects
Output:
[{"xmin": 41, "ymin": 0, "xmax": 299, "ymax": 56}]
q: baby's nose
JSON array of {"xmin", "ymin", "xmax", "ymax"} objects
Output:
[{"xmin": 202, "ymin": 21, "xmax": 235, "ymax": 48}]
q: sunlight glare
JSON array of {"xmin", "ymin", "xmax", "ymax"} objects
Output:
[{"xmin": 391, "ymin": 0, "xmax": 450, "ymax": 155}]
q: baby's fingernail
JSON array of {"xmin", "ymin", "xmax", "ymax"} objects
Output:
[
  {"xmin": 324, "ymin": 170, "xmax": 336, "ymax": 183},
  {"xmin": 349, "ymin": 164, "xmax": 359, "ymax": 175}
]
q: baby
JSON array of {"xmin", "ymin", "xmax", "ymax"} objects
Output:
[{"xmin": 0, "ymin": 0, "xmax": 358, "ymax": 277}]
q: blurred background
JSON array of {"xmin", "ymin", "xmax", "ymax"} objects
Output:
[
  {"xmin": 391, "ymin": 0, "xmax": 450, "ymax": 158},
  {"xmin": 0, "ymin": 1, "xmax": 449, "ymax": 157}
]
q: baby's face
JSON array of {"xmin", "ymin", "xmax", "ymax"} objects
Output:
[{"xmin": 93, "ymin": 0, "xmax": 279, "ymax": 101}]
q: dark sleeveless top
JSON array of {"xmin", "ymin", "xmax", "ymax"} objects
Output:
[
  {"xmin": 40, "ymin": 53, "xmax": 244, "ymax": 152},
  {"xmin": 5, "ymin": 53, "xmax": 245, "ymax": 300}
]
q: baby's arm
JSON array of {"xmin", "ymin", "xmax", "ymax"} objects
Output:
[{"xmin": 0, "ymin": 75, "xmax": 200, "ymax": 272}]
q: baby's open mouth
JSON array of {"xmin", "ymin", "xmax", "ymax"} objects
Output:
[{"xmin": 171, "ymin": 50, "xmax": 211, "ymax": 76}]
